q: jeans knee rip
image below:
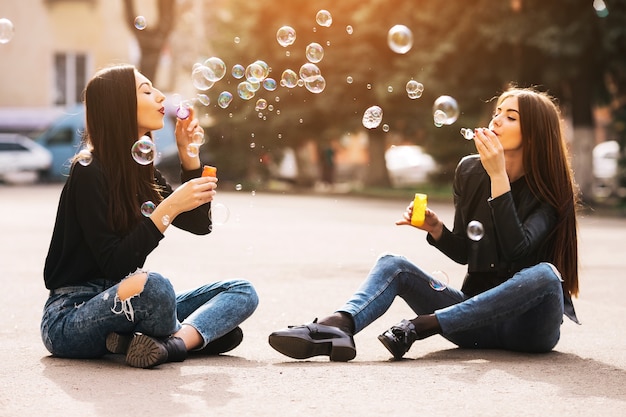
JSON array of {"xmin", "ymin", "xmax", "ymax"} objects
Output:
[
  {"xmin": 111, "ymin": 269, "xmax": 148, "ymax": 322},
  {"xmin": 111, "ymin": 294, "xmax": 139, "ymax": 322}
]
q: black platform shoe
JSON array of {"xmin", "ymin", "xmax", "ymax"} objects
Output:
[
  {"xmin": 377, "ymin": 319, "xmax": 418, "ymax": 360},
  {"xmin": 125, "ymin": 333, "xmax": 188, "ymax": 368},
  {"xmin": 268, "ymin": 319, "xmax": 356, "ymax": 362}
]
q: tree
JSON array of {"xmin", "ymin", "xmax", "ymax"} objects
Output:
[
  {"xmin": 122, "ymin": 0, "xmax": 176, "ymax": 81},
  {"xmin": 190, "ymin": 0, "xmax": 626, "ymax": 197}
]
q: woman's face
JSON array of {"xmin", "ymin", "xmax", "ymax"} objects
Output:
[
  {"xmin": 135, "ymin": 71, "xmax": 165, "ymax": 138},
  {"xmin": 489, "ymin": 96, "xmax": 523, "ymax": 152}
]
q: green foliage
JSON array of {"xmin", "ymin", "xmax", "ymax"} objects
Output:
[{"xmin": 185, "ymin": 0, "xmax": 626, "ymax": 190}]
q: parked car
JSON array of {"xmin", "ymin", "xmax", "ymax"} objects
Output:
[
  {"xmin": 385, "ymin": 145, "xmax": 437, "ymax": 187},
  {"xmin": 36, "ymin": 105, "xmax": 181, "ymax": 182},
  {"xmin": 592, "ymin": 140, "xmax": 620, "ymax": 198},
  {"xmin": 0, "ymin": 133, "xmax": 52, "ymax": 184}
]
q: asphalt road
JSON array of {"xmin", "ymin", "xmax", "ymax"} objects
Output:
[{"xmin": 1, "ymin": 183, "xmax": 624, "ymax": 417}]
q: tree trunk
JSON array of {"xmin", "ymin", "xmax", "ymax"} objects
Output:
[
  {"xmin": 569, "ymin": 63, "xmax": 597, "ymax": 202},
  {"xmin": 122, "ymin": 0, "xmax": 175, "ymax": 81},
  {"xmin": 364, "ymin": 129, "xmax": 391, "ymax": 187}
]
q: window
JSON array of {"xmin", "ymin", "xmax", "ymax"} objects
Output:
[
  {"xmin": 54, "ymin": 52, "xmax": 89, "ymax": 106},
  {"xmin": 43, "ymin": 128, "xmax": 75, "ymax": 146},
  {"xmin": 0, "ymin": 142, "xmax": 28, "ymax": 152}
]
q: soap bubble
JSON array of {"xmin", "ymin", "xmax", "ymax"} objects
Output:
[
  {"xmin": 76, "ymin": 148, "xmax": 93, "ymax": 166},
  {"xmin": 305, "ymin": 42, "xmax": 324, "ymax": 63},
  {"xmin": 316, "ymin": 10, "xmax": 332, "ymax": 27},
  {"xmin": 161, "ymin": 215, "xmax": 170, "ymax": 226},
  {"xmin": 304, "ymin": 76, "xmax": 326, "ymax": 94},
  {"xmin": 387, "ymin": 24, "xmax": 413, "ymax": 54},
  {"xmin": 191, "ymin": 131, "xmax": 205, "ymax": 145},
  {"xmin": 433, "ymin": 110, "xmax": 446, "ymax": 127},
  {"xmin": 196, "ymin": 94, "xmax": 210, "ymax": 106},
  {"xmin": 432, "ymin": 95, "xmax": 460, "ymax": 125},
  {"xmin": 186, "ymin": 143, "xmax": 200, "ymax": 158},
  {"xmin": 346, "ymin": 25, "xmax": 354, "ymax": 35},
  {"xmin": 245, "ymin": 62, "xmax": 266, "ymax": 83},
  {"xmin": 217, "ymin": 91, "xmax": 234, "ymax": 108},
  {"xmin": 0, "ymin": 18, "xmax": 15, "ymax": 44},
  {"xmin": 362, "ymin": 106, "xmax": 383, "ymax": 129},
  {"xmin": 140, "ymin": 201, "xmax": 156, "ymax": 217},
  {"xmin": 263, "ymin": 78, "xmax": 277, "ymax": 91},
  {"xmin": 406, "ymin": 80, "xmax": 424, "ymax": 99},
  {"xmin": 346, "ymin": 76, "xmax": 353, "ymax": 84},
  {"xmin": 382, "ymin": 124, "xmax": 390, "ymax": 132},
  {"xmin": 232, "ymin": 64, "xmax": 245, "ymax": 79},
  {"xmin": 299, "ymin": 63, "xmax": 321, "ymax": 82},
  {"xmin": 429, "ymin": 270, "xmax": 449, "ymax": 291},
  {"xmin": 191, "ymin": 66, "xmax": 214, "ymax": 91},
  {"xmin": 281, "ymin": 69, "xmax": 299, "ymax": 88},
  {"xmin": 467, "ymin": 220, "xmax": 485, "ymax": 241},
  {"xmin": 134, "ymin": 16, "xmax": 147, "ymax": 30},
  {"xmin": 237, "ymin": 81, "xmax": 256, "ymax": 100},
  {"xmin": 253, "ymin": 60, "xmax": 270, "ymax": 79},
  {"xmin": 460, "ymin": 128, "xmax": 475, "ymax": 140},
  {"xmin": 210, "ymin": 203, "xmax": 230, "ymax": 225},
  {"xmin": 276, "ymin": 25, "xmax": 296, "ymax": 47},
  {"xmin": 255, "ymin": 98, "xmax": 268, "ymax": 111},
  {"xmin": 131, "ymin": 136, "xmax": 156, "ymax": 165},
  {"xmin": 203, "ymin": 57, "xmax": 227, "ymax": 82},
  {"xmin": 235, "ymin": 183, "xmax": 243, "ymax": 191}
]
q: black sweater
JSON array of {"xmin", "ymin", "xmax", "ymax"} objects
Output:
[{"xmin": 43, "ymin": 159, "xmax": 211, "ymax": 289}]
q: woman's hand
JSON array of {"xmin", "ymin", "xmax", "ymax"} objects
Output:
[
  {"xmin": 473, "ymin": 128, "xmax": 505, "ymax": 177},
  {"xmin": 395, "ymin": 201, "xmax": 444, "ymax": 240},
  {"xmin": 175, "ymin": 106, "xmax": 204, "ymax": 171},
  {"xmin": 473, "ymin": 127, "xmax": 510, "ymax": 198},
  {"xmin": 150, "ymin": 176, "xmax": 217, "ymax": 233}
]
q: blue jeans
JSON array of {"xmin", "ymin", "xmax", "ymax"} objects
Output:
[
  {"xmin": 337, "ymin": 254, "xmax": 565, "ymax": 353},
  {"xmin": 41, "ymin": 272, "xmax": 259, "ymax": 358}
]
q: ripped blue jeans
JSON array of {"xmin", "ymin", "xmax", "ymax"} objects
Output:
[
  {"xmin": 338, "ymin": 254, "xmax": 565, "ymax": 353},
  {"xmin": 41, "ymin": 271, "xmax": 259, "ymax": 358}
]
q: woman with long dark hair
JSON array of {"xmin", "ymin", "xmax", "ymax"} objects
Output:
[
  {"xmin": 269, "ymin": 87, "xmax": 580, "ymax": 361},
  {"xmin": 41, "ymin": 64, "xmax": 258, "ymax": 368}
]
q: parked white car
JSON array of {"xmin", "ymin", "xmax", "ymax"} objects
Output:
[
  {"xmin": 592, "ymin": 140, "xmax": 620, "ymax": 198},
  {"xmin": 0, "ymin": 133, "xmax": 52, "ymax": 183},
  {"xmin": 385, "ymin": 145, "xmax": 437, "ymax": 187}
]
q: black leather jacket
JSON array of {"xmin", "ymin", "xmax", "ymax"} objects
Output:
[{"xmin": 428, "ymin": 155, "xmax": 578, "ymax": 323}]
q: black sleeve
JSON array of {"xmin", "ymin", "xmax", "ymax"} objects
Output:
[
  {"xmin": 427, "ymin": 158, "xmax": 469, "ymax": 265},
  {"xmin": 155, "ymin": 167, "xmax": 212, "ymax": 235}
]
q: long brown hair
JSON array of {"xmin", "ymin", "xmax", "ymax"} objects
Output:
[
  {"xmin": 83, "ymin": 64, "xmax": 163, "ymax": 235},
  {"xmin": 498, "ymin": 88, "xmax": 580, "ymax": 296}
]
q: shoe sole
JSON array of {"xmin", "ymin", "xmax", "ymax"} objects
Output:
[
  {"xmin": 105, "ymin": 333, "xmax": 132, "ymax": 354},
  {"xmin": 268, "ymin": 333, "xmax": 356, "ymax": 362},
  {"xmin": 125, "ymin": 334, "xmax": 168, "ymax": 368},
  {"xmin": 377, "ymin": 334, "xmax": 405, "ymax": 360}
]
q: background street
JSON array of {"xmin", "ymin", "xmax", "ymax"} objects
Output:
[{"xmin": 1, "ymin": 184, "xmax": 625, "ymax": 417}]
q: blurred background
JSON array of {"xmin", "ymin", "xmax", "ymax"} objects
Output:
[{"xmin": 0, "ymin": 0, "xmax": 624, "ymax": 209}]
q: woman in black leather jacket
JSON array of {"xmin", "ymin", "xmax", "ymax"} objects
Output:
[{"xmin": 269, "ymin": 87, "xmax": 580, "ymax": 361}]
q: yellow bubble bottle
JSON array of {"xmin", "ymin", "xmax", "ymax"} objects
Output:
[{"xmin": 411, "ymin": 193, "xmax": 427, "ymax": 227}]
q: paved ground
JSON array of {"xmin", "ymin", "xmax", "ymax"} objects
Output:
[{"xmin": 0, "ymin": 183, "xmax": 625, "ymax": 417}]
